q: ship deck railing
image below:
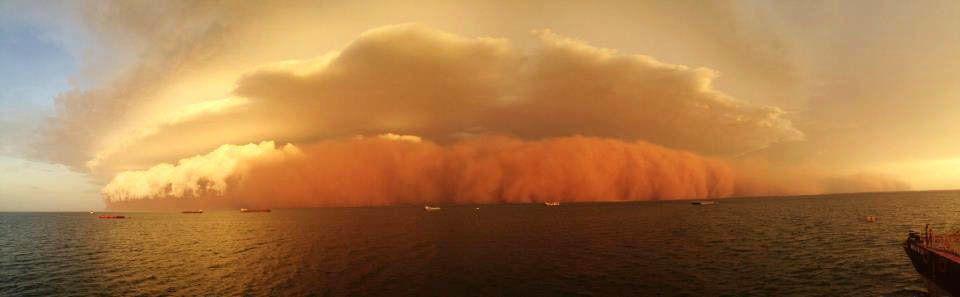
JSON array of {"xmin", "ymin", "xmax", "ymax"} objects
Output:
[{"xmin": 921, "ymin": 231, "xmax": 960, "ymax": 258}]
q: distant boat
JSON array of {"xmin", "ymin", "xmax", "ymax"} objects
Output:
[
  {"xmin": 240, "ymin": 208, "xmax": 271, "ymax": 213},
  {"xmin": 182, "ymin": 210, "xmax": 204, "ymax": 214},
  {"xmin": 424, "ymin": 206, "xmax": 441, "ymax": 211},
  {"xmin": 544, "ymin": 201, "xmax": 560, "ymax": 206},
  {"xmin": 98, "ymin": 215, "xmax": 126, "ymax": 219},
  {"xmin": 691, "ymin": 201, "xmax": 716, "ymax": 205}
]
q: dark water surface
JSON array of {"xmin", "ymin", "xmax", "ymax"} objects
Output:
[{"xmin": 3, "ymin": 191, "xmax": 960, "ymax": 296}]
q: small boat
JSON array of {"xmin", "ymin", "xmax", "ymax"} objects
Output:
[
  {"xmin": 240, "ymin": 208, "xmax": 271, "ymax": 213},
  {"xmin": 98, "ymin": 215, "xmax": 126, "ymax": 219},
  {"xmin": 544, "ymin": 201, "xmax": 560, "ymax": 206},
  {"xmin": 424, "ymin": 206, "xmax": 441, "ymax": 211},
  {"xmin": 691, "ymin": 201, "xmax": 717, "ymax": 205},
  {"xmin": 181, "ymin": 210, "xmax": 204, "ymax": 214}
]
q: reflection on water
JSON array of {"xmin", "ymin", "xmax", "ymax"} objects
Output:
[{"xmin": 3, "ymin": 191, "xmax": 960, "ymax": 296}]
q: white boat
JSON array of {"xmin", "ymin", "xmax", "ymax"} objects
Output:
[
  {"xmin": 544, "ymin": 201, "xmax": 560, "ymax": 206},
  {"xmin": 691, "ymin": 201, "xmax": 716, "ymax": 205},
  {"xmin": 424, "ymin": 206, "xmax": 441, "ymax": 211}
]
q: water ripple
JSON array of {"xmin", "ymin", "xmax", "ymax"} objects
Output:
[{"xmin": 2, "ymin": 192, "xmax": 959, "ymax": 296}]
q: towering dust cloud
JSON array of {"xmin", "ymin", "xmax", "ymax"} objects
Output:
[
  {"xmin": 43, "ymin": 21, "xmax": 905, "ymax": 210},
  {"xmin": 102, "ymin": 141, "xmax": 301, "ymax": 202},
  {"xmin": 105, "ymin": 136, "xmax": 737, "ymax": 209}
]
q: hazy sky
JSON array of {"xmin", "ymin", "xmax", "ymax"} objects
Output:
[{"xmin": 2, "ymin": 0, "xmax": 959, "ymax": 211}]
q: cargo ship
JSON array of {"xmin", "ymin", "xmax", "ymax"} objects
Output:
[
  {"xmin": 904, "ymin": 225, "xmax": 960, "ymax": 296},
  {"xmin": 181, "ymin": 210, "xmax": 203, "ymax": 214}
]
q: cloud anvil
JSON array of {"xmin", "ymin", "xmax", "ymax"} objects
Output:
[{"xmin": 33, "ymin": 23, "xmax": 907, "ymax": 209}]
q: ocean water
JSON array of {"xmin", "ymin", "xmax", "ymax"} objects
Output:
[{"xmin": 3, "ymin": 191, "xmax": 960, "ymax": 296}]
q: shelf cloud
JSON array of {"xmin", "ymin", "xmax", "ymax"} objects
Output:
[{"xmin": 27, "ymin": 17, "xmax": 906, "ymax": 209}]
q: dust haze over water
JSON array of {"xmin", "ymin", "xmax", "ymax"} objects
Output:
[
  {"xmin": 6, "ymin": 1, "xmax": 945, "ymax": 210},
  {"xmin": 88, "ymin": 24, "xmax": 909, "ymax": 210},
  {"xmin": 104, "ymin": 136, "xmax": 740, "ymax": 209}
]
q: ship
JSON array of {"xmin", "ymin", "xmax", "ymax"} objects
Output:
[
  {"xmin": 691, "ymin": 201, "xmax": 716, "ymax": 205},
  {"xmin": 904, "ymin": 225, "xmax": 960, "ymax": 296},
  {"xmin": 181, "ymin": 210, "xmax": 204, "ymax": 214},
  {"xmin": 240, "ymin": 208, "xmax": 271, "ymax": 213},
  {"xmin": 98, "ymin": 215, "xmax": 126, "ymax": 219},
  {"xmin": 424, "ymin": 206, "xmax": 441, "ymax": 211},
  {"xmin": 544, "ymin": 201, "xmax": 560, "ymax": 206}
]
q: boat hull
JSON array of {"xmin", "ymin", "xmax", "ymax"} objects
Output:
[{"xmin": 904, "ymin": 239, "xmax": 960, "ymax": 296}]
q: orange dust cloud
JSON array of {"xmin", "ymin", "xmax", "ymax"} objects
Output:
[{"xmin": 104, "ymin": 135, "xmax": 737, "ymax": 210}]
